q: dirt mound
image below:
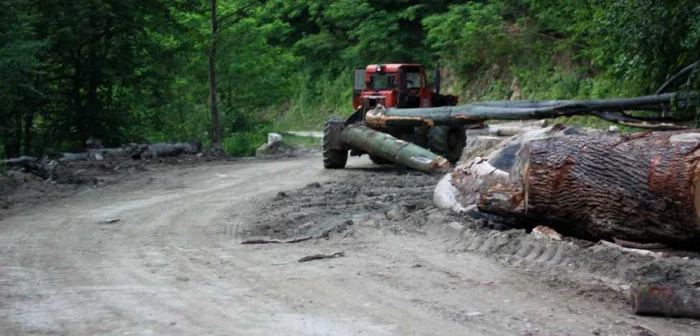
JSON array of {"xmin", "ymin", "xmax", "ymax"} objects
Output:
[
  {"xmin": 0, "ymin": 170, "xmax": 77, "ymax": 216},
  {"xmin": 0, "ymin": 153, "xmax": 215, "ymax": 219},
  {"xmin": 245, "ymin": 169, "xmax": 470, "ymax": 239}
]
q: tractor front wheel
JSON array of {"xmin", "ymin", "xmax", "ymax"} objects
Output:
[{"xmin": 323, "ymin": 119, "xmax": 348, "ymax": 169}]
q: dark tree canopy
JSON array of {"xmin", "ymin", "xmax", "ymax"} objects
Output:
[{"xmin": 1, "ymin": 0, "xmax": 699, "ymax": 158}]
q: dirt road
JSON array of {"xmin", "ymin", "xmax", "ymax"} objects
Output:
[{"xmin": 0, "ymin": 155, "xmax": 696, "ymax": 335}]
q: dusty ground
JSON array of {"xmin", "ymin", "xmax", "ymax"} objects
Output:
[{"xmin": 1, "ymin": 154, "xmax": 698, "ymax": 335}]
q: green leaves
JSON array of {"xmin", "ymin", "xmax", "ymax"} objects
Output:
[{"xmin": 3, "ymin": 0, "xmax": 700, "ymax": 158}]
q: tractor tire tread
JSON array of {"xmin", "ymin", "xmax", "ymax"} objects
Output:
[{"xmin": 323, "ymin": 119, "xmax": 348, "ymax": 169}]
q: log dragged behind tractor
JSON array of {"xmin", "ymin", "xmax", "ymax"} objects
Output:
[{"xmin": 324, "ymin": 122, "xmax": 452, "ymax": 173}]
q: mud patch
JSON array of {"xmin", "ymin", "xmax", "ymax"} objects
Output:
[{"xmin": 244, "ymin": 169, "xmax": 485, "ymax": 239}]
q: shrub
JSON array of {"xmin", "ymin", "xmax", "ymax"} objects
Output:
[{"xmin": 222, "ymin": 131, "xmax": 268, "ymax": 157}]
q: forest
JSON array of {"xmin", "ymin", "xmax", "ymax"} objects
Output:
[{"xmin": 2, "ymin": 0, "xmax": 699, "ymax": 159}]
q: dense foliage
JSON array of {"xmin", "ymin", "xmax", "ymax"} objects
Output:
[{"xmin": 2, "ymin": 0, "xmax": 699, "ymax": 158}]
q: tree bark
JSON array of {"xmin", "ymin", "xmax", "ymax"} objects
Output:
[
  {"xmin": 630, "ymin": 285, "xmax": 700, "ymax": 318},
  {"xmin": 209, "ymin": 0, "xmax": 221, "ymax": 150},
  {"xmin": 134, "ymin": 142, "xmax": 203, "ymax": 159},
  {"xmin": 4, "ymin": 156, "xmax": 56, "ymax": 180},
  {"xmin": 341, "ymin": 124, "xmax": 451, "ymax": 173},
  {"xmin": 23, "ymin": 109, "xmax": 34, "ymax": 154},
  {"xmin": 8, "ymin": 109, "xmax": 22, "ymax": 158},
  {"xmin": 364, "ymin": 93, "xmax": 699, "ymax": 129},
  {"xmin": 478, "ymin": 130, "xmax": 700, "ymax": 249}
]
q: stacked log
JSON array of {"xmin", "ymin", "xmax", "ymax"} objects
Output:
[{"xmin": 3, "ymin": 142, "xmax": 203, "ymax": 181}]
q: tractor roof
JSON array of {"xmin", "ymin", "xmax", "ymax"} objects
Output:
[{"xmin": 365, "ymin": 64, "xmax": 423, "ymax": 73}]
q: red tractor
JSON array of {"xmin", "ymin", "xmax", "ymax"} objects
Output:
[{"xmin": 323, "ymin": 63, "xmax": 467, "ymax": 169}]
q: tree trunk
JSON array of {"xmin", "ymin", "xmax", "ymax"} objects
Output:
[
  {"xmin": 209, "ymin": 0, "xmax": 221, "ymax": 150},
  {"xmin": 23, "ymin": 102, "xmax": 35, "ymax": 154},
  {"xmin": 10, "ymin": 109, "xmax": 22, "ymax": 157},
  {"xmin": 478, "ymin": 130, "xmax": 700, "ymax": 249},
  {"xmin": 630, "ymin": 285, "xmax": 700, "ymax": 318},
  {"xmin": 364, "ymin": 93, "xmax": 698, "ymax": 130},
  {"xmin": 72, "ymin": 57, "xmax": 84, "ymax": 147},
  {"xmin": 341, "ymin": 124, "xmax": 452, "ymax": 173}
]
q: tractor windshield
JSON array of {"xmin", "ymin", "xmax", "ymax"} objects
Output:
[
  {"xmin": 368, "ymin": 73, "xmax": 396, "ymax": 90},
  {"xmin": 406, "ymin": 71, "xmax": 421, "ymax": 89}
]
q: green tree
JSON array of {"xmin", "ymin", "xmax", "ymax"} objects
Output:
[{"xmin": 0, "ymin": 0, "xmax": 44, "ymax": 157}]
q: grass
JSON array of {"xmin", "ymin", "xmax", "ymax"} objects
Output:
[
  {"xmin": 273, "ymin": 105, "xmax": 353, "ymax": 132},
  {"xmin": 280, "ymin": 133, "xmax": 322, "ymax": 147}
]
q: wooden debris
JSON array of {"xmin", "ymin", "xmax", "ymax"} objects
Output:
[
  {"xmin": 531, "ymin": 225, "xmax": 562, "ymax": 241},
  {"xmin": 599, "ymin": 241, "xmax": 664, "ymax": 258},
  {"xmin": 630, "ymin": 284, "xmax": 700, "ymax": 318},
  {"xmin": 3, "ymin": 142, "xmax": 202, "ymax": 181},
  {"xmin": 4, "ymin": 156, "xmax": 57, "ymax": 180},
  {"xmin": 241, "ymin": 236, "xmax": 312, "ymax": 245},
  {"xmin": 298, "ymin": 252, "xmax": 345, "ymax": 263},
  {"xmin": 468, "ymin": 157, "xmax": 509, "ymax": 178},
  {"xmin": 612, "ymin": 238, "xmax": 667, "ymax": 250}
]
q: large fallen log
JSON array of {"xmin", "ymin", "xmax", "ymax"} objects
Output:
[
  {"xmin": 477, "ymin": 130, "xmax": 700, "ymax": 249},
  {"xmin": 341, "ymin": 124, "xmax": 452, "ymax": 173},
  {"xmin": 364, "ymin": 93, "xmax": 700, "ymax": 129},
  {"xmin": 132, "ymin": 142, "xmax": 202, "ymax": 159},
  {"xmin": 4, "ymin": 156, "xmax": 57, "ymax": 180},
  {"xmin": 630, "ymin": 285, "xmax": 700, "ymax": 318}
]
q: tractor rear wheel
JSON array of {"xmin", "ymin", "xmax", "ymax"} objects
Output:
[
  {"xmin": 427, "ymin": 126, "xmax": 466, "ymax": 163},
  {"xmin": 323, "ymin": 119, "xmax": 348, "ymax": 169}
]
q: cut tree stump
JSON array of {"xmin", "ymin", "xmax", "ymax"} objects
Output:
[{"xmin": 478, "ymin": 130, "xmax": 700, "ymax": 249}]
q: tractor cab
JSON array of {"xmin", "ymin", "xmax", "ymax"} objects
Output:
[{"xmin": 353, "ymin": 64, "xmax": 457, "ymax": 110}]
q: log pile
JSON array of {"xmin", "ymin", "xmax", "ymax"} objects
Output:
[
  {"xmin": 4, "ymin": 156, "xmax": 58, "ymax": 180},
  {"xmin": 3, "ymin": 142, "xmax": 203, "ymax": 182}
]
